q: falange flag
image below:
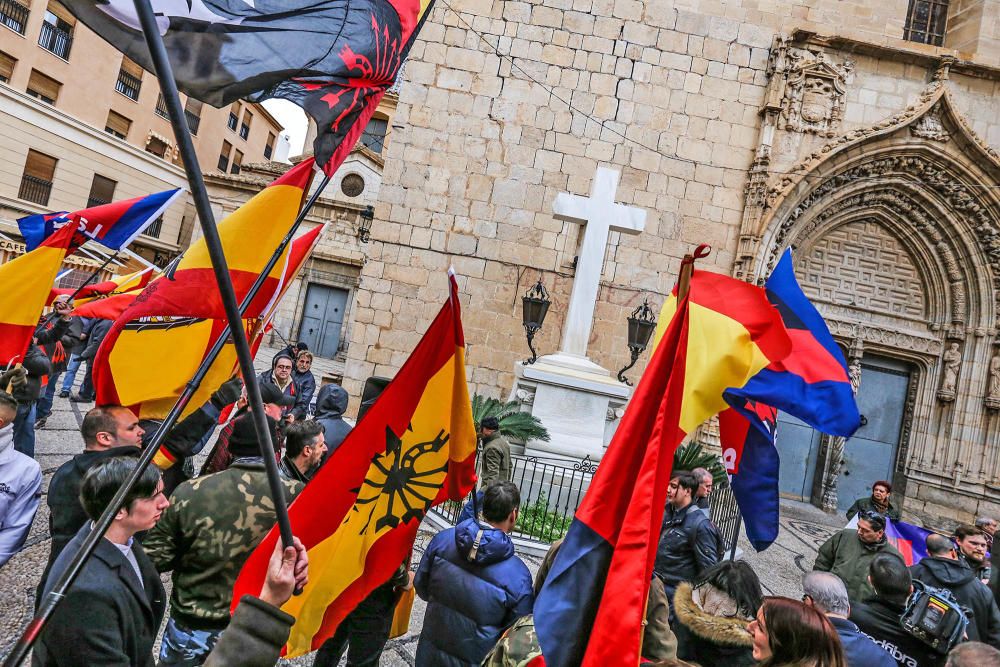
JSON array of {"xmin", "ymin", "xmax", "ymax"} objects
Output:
[{"xmin": 61, "ymin": 0, "xmax": 437, "ymax": 174}]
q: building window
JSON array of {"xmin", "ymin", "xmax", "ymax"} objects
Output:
[
  {"xmin": 227, "ymin": 103, "xmax": 239, "ymax": 131},
  {"xmin": 86, "ymin": 174, "xmax": 116, "ymax": 208},
  {"xmin": 38, "ymin": 3, "xmax": 74, "ymax": 59},
  {"xmin": 239, "ymin": 110, "xmax": 252, "ymax": 140},
  {"xmin": 116, "ymin": 56, "xmax": 143, "ymax": 101},
  {"xmin": 183, "ymin": 97, "xmax": 202, "ymax": 135},
  {"xmin": 904, "ymin": 0, "xmax": 949, "ymax": 46},
  {"xmin": 145, "ymin": 136, "xmax": 169, "ymax": 158},
  {"xmin": 19, "ymin": 149, "xmax": 57, "ymax": 205},
  {"xmin": 0, "ymin": 50, "xmax": 14, "ymax": 83},
  {"xmin": 104, "ymin": 110, "xmax": 131, "ymax": 139},
  {"xmin": 360, "ymin": 117, "xmax": 388, "ymax": 154},
  {"xmin": 154, "ymin": 92, "xmax": 170, "ymax": 118},
  {"xmin": 264, "ymin": 132, "xmax": 276, "ymax": 160},
  {"xmin": 26, "ymin": 69, "xmax": 60, "ymax": 104},
  {"xmin": 218, "ymin": 140, "xmax": 232, "ymax": 172},
  {"xmin": 0, "ymin": 0, "xmax": 30, "ymax": 35},
  {"xmin": 231, "ymin": 149, "xmax": 243, "ymax": 174},
  {"xmin": 143, "ymin": 215, "xmax": 163, "ymax": 239}
]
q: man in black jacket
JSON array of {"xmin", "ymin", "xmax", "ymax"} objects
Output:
[
  {"xmin": 653, "ymin": 471, "xmax": 721, "ymax": 607},
  {"xmin": 910, "ymin": 533, "xmax": 1000, "ymax": 648},
  {"xmin": 290, "ymin": 351, "xmax": 316, "ymax": 421},
  {"xmin": 38, "ymin": 379, "xmax": 240, "ymax": 598},
  {"xmin": 34, "ymin": 457, "xmax": 169, "ymax": 667},
  {"xmin": 850, "ymin": 552, "xmax": 945, "ymax": 667},
  {"xmin": 71, "ymin": 316, "xmax": 112, "ymax": 402},
  {"xmin": 34, "ymin": 296, "xmax": 85, "ymax": 429}
]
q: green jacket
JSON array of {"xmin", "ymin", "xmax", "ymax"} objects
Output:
[
  {"xmin": 480, "ymin": 432, "xmax": 512, "ymax": 486},
  {"xmin": 143, "ymin": 460, "xmax": 303, "ymax": 629},
  {"xmin": 814, "ymin": 528, "xmax": 901, "ymax": 603},
  {"xmin": 846, "ymin": 496, "xmax": 901, "ymax": 522}
]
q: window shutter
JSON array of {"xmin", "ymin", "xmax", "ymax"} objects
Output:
[{"xmin": 24, "ymin": 150, "xmax": 57, "ymax": 181}]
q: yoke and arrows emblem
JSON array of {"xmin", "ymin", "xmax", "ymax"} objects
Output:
[{"xmin": 351, "ymin": 423, "xmax": 451, "ymax": 533}]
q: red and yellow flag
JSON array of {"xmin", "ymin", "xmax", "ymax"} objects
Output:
[
  {"xmin": 232, "ymin": 271, "xmax": 476, "ymax": 657},
  {"xmin": 49, "ymin": 266, "xmax": 153, "ymax": 306},
  {"xmin": 0, "ymin": 223, "xmax": 76, "ymax": 365},
  {"xmin": 93, "ymin": 160, "xmax": 314, "ymax": 417}
]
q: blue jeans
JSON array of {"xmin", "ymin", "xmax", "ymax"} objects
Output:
[
  {"xmin": 35, "ymin": 374, "xmax": 60, "ymax": 420},
  {"xmin": 60, "ymin": 355, "xmax": 82, "ymax": 393},
  {"xmin": 13, "ymin": 401, "xmax": 36, "ymax": 457},
  {"xmin": 158, "ymin": 616, "xmax": 223, "ymax": 666}
]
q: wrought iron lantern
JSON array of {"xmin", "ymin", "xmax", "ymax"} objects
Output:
[
  {"xmin": 617, "ymin": 298, "xmax": 657, "ymax": 385},
  {"xmin": 521, "ymin": 279, "xmax": 550, "ymax": 365},
  {"xmin": 357, "ymin": 204, "xmax": 374, "ymax": 243}
]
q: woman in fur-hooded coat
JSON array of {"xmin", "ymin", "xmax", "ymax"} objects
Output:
[{"xmin": 672, "ymin": 560, "xmax": 762, "ymax": 667}]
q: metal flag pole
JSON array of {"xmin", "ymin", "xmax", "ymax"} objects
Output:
[
  {"xmin": 1, "ymin": 2, "xmax": 340, "ymax": 664},
  {"xmin": 64, "ymin": 250, "xmax": 120, "ymax": 303},
  {"xmin": 129, "ymin": 0, "xmax": 294, "ymax": 546}
]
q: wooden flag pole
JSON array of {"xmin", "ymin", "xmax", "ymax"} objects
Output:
[{"xmin": 677, "ymin": 243, "xmax": 711, "ymax": 301}]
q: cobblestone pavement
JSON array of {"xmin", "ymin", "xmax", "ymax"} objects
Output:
[{"xmin": 0, "ymin": 358, "xmax": 843, "ymax": 665}]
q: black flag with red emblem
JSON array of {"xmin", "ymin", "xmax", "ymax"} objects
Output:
[{"xmin": 63, "ymin": 0, "xmax": 435, "ymax": 174}]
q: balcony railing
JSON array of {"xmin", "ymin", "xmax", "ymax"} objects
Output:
[
  {"xmin": 155, "ymin": 95, "xmax": 168, "ymax": 118},
  {"xmin": 38, "ymin": 21, "xmax": 73, "ymax": 59},
  {"xmin": 116, "ymin": 69, "xmax": 142, "ymax": 101},
  {"xmin": 0, "ymin": 0, "xmax": 29, "ymax": 35},
  {"xmin": 185, "ymin": 110, "xmax": 200, "ymax": 135},
  {"xmin": 19, "ymin": 174, "xmax": 52, "ymax": 206},
  {"xmin": 142, "ymin": 216, "xmax": 163, "ymax": 239},
  {"xmin": 86, "ymin": 196, "xmax": 110, "ymax": 209}
]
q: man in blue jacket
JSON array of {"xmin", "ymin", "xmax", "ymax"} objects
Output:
[
  {"xmin": 414, "ymin": 481, "xmax": 534, "ymax": 666},
  {"xmin": 802, "ymin": 571, "xmax": 895, "ymax": 667}
]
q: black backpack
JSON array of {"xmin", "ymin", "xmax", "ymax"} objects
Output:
[{"xmin": 899, "ymin": 580, "xmax": 969, "ymax": 654}]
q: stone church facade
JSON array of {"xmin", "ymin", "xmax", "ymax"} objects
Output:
[{"xmin": 344, "ymin": 0, "xmax": 1000, "ymax": 526}]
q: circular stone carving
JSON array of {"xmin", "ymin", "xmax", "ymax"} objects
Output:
[{"xmin": 341, "ymin": 173, "xmax": 365, "ymax": 197}]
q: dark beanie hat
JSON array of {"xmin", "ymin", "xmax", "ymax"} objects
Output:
[{"xmin": 228, "ymin": 413, "xmax": 280, "ymax": 457}]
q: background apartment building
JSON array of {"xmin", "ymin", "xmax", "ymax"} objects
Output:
[{"xmin": 0, "ymin": 0, "xmax": 284, "ymax": 282}]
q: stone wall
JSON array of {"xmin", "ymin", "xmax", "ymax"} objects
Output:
[{"xmin": 345, "ymin": 0, "xmax": 1000, "ymax": 418}]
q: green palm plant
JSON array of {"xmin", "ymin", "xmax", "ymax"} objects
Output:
[
  {"xmin": 673, "ymin": 441, "xmax": 728, "ymax": 487},
  {"xmin": 471, "ymin": 394, "xmax": 550, "ymax": 443}
]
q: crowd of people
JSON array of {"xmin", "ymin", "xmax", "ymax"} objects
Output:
[{"xmin": 4, "ymin": 313, "xmax": 1000, "ymax": 666}]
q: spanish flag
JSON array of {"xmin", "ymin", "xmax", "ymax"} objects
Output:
[
  {"xmin": 50, "ymin": 267, "xmax": 153, "ymax": 306},
  {"xmin": 534, "ymin": 263, "xmax": 791, "ymax": 667},
  {"xmin": 0, "ymin": 222, "xmax": 76, "ymax": 365},
  {"xmin": 93, "ymin": 159, "xmax": 314, "ymax": 417},
  {"xmin": 232, "ymin": 271, "xmax": 477, "ymax": 657}
]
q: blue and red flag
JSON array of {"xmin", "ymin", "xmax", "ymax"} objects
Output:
[
  {"xmin": 17, "ymin": 188, "xmax": 183, "ymax": 253},
  {"xmin": 721, "ymin": 248, "xmax": 861, "ymax": 552},
  {"xmin": 846, "ymin": 515, "xmax": 931, "ymax": 566},
  {"xmin": 534, "ymin": 262, "xmax": 792, "ymax": 667}
]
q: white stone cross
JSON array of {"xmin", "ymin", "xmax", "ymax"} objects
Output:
[{"xmin": 552, "ymin": 167, "xmax": 646, "ymax": 360}]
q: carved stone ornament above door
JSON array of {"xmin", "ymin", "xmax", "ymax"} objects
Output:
[{"xmin": 780, "ymin": 50, "xmax": 854, "ymax": 137}]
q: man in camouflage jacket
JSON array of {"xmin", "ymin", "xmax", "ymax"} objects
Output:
[{"xmin": 144, "ymin": 414, "xmax": 303, "ymax": 666}]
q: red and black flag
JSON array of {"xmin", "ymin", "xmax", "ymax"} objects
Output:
[{"xmin": 61, "ymin": 0, "xmax": 435, "ymax": 174}]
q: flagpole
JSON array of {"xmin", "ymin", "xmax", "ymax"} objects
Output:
[
  {"xmin": 65, "ymin": 250, "xmax": 119, "ymax": 303},
  {"xmin": 128, "ymin": 0, "xmax": 296, "ymax": 543}
]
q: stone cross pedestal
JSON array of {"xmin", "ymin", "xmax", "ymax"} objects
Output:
[{"xmin": 510, "ymin": 167, "xmax": 646, "ymax": 460}]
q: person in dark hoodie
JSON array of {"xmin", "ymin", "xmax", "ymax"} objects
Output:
[
  {"xmin": 414, "ymin": 480, "xmax": 534, "ymax": 666},
  {"xmin": 313, "ymin": 383, "xmax": 352, "ymax": 465},
  {"xmin": 7, "ymin": 298, "xmax": 72, "ymax": 456},
  {"xmin": 851, "ymin": 553, "xmax": 945, "ymax": 667},
  {"xmin": 672, "ymin": 560, "xmax": 761, "ymax": 666},
  {"xmin": 34, "ymin": 296, "xmax": 85, "ymax": 429},
  {"xmin": 72, "ymin": 316, "xmax": 112, "ymax": 402},
  {"xmin": 910, "ymin": 533, "xmax": 1000, "ymax": 647}
]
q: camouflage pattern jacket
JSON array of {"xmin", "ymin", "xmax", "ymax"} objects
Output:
[
  {"xmin": 143, "ymin": 459, "xmax": 303, "ymax": 630},
  {"xmin": 482, "ymin": 615, "xmax": 544, "ymax": 667}
]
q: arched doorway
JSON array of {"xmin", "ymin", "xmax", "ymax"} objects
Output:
[{"xmin": 744, "ymin": 86, "xmax": 1000, "ymax": 523}]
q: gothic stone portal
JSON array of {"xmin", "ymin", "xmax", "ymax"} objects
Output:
[{"xmin": 747, "ymin": 86, "xmax": 1000, "ymax": 528}]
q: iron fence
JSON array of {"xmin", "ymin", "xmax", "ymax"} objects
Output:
[
  {"xmin": 0, "ymin": 0, "xmax": 29, "ymax": 35},
  {"xmin": 431, "ymin": 449, "xmax": 745, "ymax": 550}
]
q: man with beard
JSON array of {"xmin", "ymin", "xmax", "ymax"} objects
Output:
[
  {"xmin": 814, "ymin": 510, "xmax": 902, "ymax": 603},
  {"xmin": 955, "ymin": 524, "xmax": 992, "ymax": 585}
]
